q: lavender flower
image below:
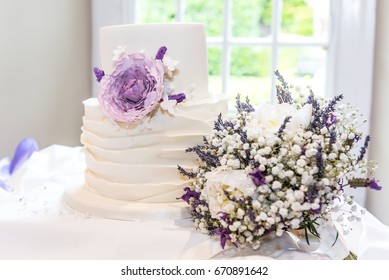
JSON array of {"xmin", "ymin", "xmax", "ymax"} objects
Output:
[
  {"xmin": 235, "ymin": 94, "xmax": 255, "ymax": 113},
  {"xmin": 214, "ymin": 229, "xmax": 237, "ymax": 249},
  {"xmin": 323, "ymin": 95, "xmax": 343, "ymax": 116},
  {"xmin": 275, "ymin": 70, "xmax": 293, "ymax": 104},
  {"xmin": 186, "ymin": 145, "xmax": 220, "ymax": 168},
  {"xmin": 366, "ymin": 179, "xmax": 382, "ymax": 191},
  {"xmin": 93, "ymin": 67, "xmax": 105, "ymax": 82},
  {"xmin": 177, "ymin": 187, "xmax": 200, "ymax": 204},
  {"xmin": 277, "ymin": 116, "xmax": 292, "ymax": 138},
  {"xmin": 214, "ymin": 113, "xmax": 234, "ymax": 132},
  {"xmin": 248, "ymin": 169, "xmax": 266, "ymax": 186},
  {"xmin": 177, "ymin": 165, "xmax": 196, "ymax": 178},
  {"xmin": 315, "ymin": 145, "xmax": 324, "ymax": 178},
  {"xmin": 324, "ymin": 113, "xmax": 337, "ymax": 127},
  {"xmin": 217, "ymin": 212, "xmax": 229, "ymax": 221},
  {"xmin": 358, "ymin": 135, "xmax": 370, "ymax": 162},
  {"xmin": 168, "ymin": 93, "xmax": 186, "ymax": 103},
  {"xmin": 155, "ymin": 46, "xmax": 167, "ymax": 60}
]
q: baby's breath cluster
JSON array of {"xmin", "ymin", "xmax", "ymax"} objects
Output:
[{"xmin": 178, "ymin": 73, "xmax": 381, "ymax": 250}]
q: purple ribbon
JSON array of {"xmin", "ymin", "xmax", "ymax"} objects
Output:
[{"xmin": 0, "ymin": 138, "xmax": 38, "ymax": 191}]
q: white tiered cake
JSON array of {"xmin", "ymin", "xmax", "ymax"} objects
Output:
[{"xmin": 65, "ymin": 23, "xmax": 227, "ymax": 220}]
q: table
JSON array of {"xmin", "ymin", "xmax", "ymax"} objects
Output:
[{"xmin": 1, "ymin": 145, "xmax": 388, "ymax": 260}]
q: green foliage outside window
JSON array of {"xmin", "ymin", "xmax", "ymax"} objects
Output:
[
  {"xmin": 140, "ymin": 0, "xmax": 315, "ymax": 78},
  {"xmin": 139, "ymin": 0, "xmax": 323, "ymax": 102}
]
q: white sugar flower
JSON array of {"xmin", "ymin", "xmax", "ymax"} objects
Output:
[
  {"xmin": 160, "ymin": 93, "xmax": 177, "ymax": 115},
  {"xmin": 163, "ymin": 56, "xmax": 179, "ymax": 78},
  {"xmin": 112, "ymin": 45, "xmax": 129, "ymax": 65}
]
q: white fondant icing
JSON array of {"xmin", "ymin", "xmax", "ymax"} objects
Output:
[{"xmin": 81, "ymin": 96, "xmax": 226, "ymax": 202}]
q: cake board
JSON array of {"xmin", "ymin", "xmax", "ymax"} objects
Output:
[{"xmin": 64, "ymin": 183, "xmax": 190, "ymax": 221}]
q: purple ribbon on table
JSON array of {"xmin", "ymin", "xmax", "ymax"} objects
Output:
[{"xmin": 0, "ymin": 138, "xmax": 39, "ymax": 191}]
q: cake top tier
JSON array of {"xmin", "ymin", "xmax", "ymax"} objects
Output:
[{"xmin": 100, "ymin": 23, "xmax": 209, "ymax": 99}]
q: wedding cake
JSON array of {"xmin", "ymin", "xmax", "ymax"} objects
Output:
[{"xmin": 65, "ymin": 23, "xmax": 227, "ymax": 220}]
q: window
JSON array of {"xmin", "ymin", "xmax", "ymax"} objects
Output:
[{"xmin": 125, "ymin": 0, "xmax": 330, "ymax": 108}]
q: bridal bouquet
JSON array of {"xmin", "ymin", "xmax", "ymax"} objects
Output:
[{"xmin": 178, "ymin": 72, "xmax": 381, "ymax": 250}]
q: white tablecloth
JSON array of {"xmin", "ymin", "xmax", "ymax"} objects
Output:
[{"xmin": 0, "ymin": 145, "xmax": 388, "ymax": 260}]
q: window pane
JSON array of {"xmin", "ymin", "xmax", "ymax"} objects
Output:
[
  {"xmin": 231, "ymin": 0, "xmax": 272, "ymax": 38},
  {"xmin": 208, "ymin": 47, "xmax": 222, "ymax": 95},
  {"xmin": 185, "ymin": 0, "xmax": 223, "ymax": 37},
  {"xmin": 230, "ymin": 47, "xmax": 271, "ymax": 106},
  {"xmin": 278, "ymin": 47, "xmax": 326, "ymax": 96},
  {"xmin": 138, "ymin": 0, "xmax": 176, "ymax": 23},
  {"xmin": 281, "ymin": 0, "xmax": 329, "ymax": 39}
]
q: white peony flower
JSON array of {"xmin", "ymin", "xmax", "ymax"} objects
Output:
[
  {"xmin": 287, "ymin": 104, "xmax": 313, "ymax": 133},
  {"xmin": 248, "ymin": 103, "xmax": 312, "ymax": 134},
  {"xmin": 202, "ymin": 169, "xmax": 256, "ymax": 218}
]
